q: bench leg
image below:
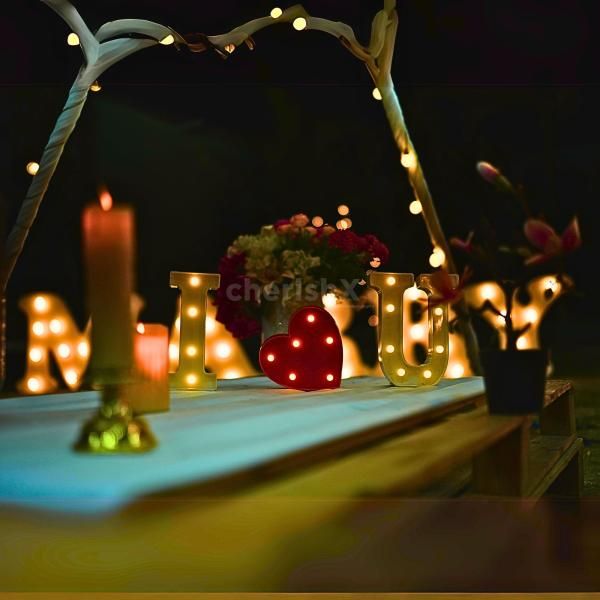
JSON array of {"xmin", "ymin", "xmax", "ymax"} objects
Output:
[
  {"xmin": 472, "ymin": 423, "xmax": 529, "ymax": 496},
  {"xmin": 546, "ymin": 442, "xmax": 584, "ymax": 499}
]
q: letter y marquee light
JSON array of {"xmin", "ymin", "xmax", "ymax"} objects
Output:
[
  {"xmin": 169, "ymin": 272, "xmax": 220, "ymax": 391},
  {"xmin": 369, "ymin": 273, "xmax": 457, "ymax": 387}
]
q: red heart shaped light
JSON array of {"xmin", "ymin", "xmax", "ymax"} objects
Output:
[{"xmin": 259, "ymin": 306, "xmax": 343, "ymax": 391}]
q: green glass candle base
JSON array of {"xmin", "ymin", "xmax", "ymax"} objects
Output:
[{"xmin": 74, "ymin": 384, "xmax": 157, "ymax": 453}]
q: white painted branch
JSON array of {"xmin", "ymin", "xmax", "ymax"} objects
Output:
[{"xmin": 0, "ymin": 2, "xmax": 182, "ymax": 291}]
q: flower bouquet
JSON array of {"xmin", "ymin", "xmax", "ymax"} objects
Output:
[
  {"xmin": 433, "ymin": 161, "xmax": 581, "ymax": 413},
  {"xmin": 215, "ymin": 213, "xmax": 389, "ymax": 340}
]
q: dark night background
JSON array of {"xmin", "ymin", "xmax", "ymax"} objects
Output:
[{"xmin": 1, "ymin": 0, "xmax": 600, "ymax": 387}]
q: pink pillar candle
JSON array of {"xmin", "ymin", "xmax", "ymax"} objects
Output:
[
  {"xmin": 82, "ymin": 200, "xmax": 134, "ymax": 383},
  {"xmin": 131, "ymin": 324, "xmax": 170, "ymax": 413}
]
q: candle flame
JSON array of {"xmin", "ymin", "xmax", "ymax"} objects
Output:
[{"xmin": 99, "ymin": 188, "xmax": 113, "ymax": 212}]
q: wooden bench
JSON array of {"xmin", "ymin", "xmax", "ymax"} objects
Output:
[{"xmin": 245, "ymin": 380, "xmax": 583, "ymax": 500}]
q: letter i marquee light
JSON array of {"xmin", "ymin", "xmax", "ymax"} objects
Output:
[
  {"xmin": 169, "ymin": 272, "xmax": 220, "ymax": 391},
  {"xmin": 369, "ymin": 272, "xmax": 457, "ymax": 387}
]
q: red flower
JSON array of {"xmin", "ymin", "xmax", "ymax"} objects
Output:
[
  {"xmin": 214, "ymin": 252, "xmax": 261, "ymax": 339},
  {"xmin": 429, "ymin": 267, "xmax": 472, "ymax": 307},
  {"xmin": 328, "ymin": 230, "xmax": 364, "ymax": 254},
  {"xmin": 524, "ymin": 217, "xmax": 581, "ymax": 265},
  {"xmin": 328, "ymin": 231, "xmax": 390, "ymax": 265},
  {"xmin": 362, "ymin": 234, "xmax": 390, "ymax": 265}
]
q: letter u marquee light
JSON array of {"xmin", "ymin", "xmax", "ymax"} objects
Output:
[{"xmin": 369, "ymin": 272, "xmax": 457, "ymax": 387}]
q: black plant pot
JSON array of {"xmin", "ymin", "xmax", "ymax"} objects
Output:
[{"xmin": 480, "ymin": 349, "xmax": 547, "ymax": 415}]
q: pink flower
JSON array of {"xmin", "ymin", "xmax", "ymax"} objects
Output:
[
  {"xmin": 476, "ymin": 161, "xmax": 501, "ymax": 184},
  {"xmin": 450, "ymin": 231, "xmax": 474, "ymax": 253},
  {"xmin": 321, "ymin": 225, "xmax": 336, "ymax": 236},
  {"xmin": 476, "ymin": 161, "xmax": 514, "ymax": 192},
  {"xmin": 290, "ymin": 213, "xmax": 309, "ymax": 228},
  {"xmin": 524, "ymin": 217, "xmax": 581, "ymax": 265},
  {"xmin": 429, "ymin": 267, "xmax": 472, "ymax": 307},
  {"xmin": 274, "ymin": 218, "xmax": 290, "ymax": 230}
]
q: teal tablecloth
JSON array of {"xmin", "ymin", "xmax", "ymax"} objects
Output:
[{"xmin": 0, "ymin": 376, "xmax": 484, "ymax": 514}]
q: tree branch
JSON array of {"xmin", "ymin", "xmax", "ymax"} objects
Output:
[{"xmin": 0, "ymin": 1, "xmax": 183, "ymax": 291}]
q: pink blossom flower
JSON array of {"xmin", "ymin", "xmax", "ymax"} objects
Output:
[
  {"xmin": 289, "ymin": 213, "xmax": 309, "ymax": 228},
  {"xmin": 429, "ymin": 267, "xmax": 472, "ymax": 307},
  {"xmin": 524, "ymin": 217, "xmax": 581, "ymax": 265},
  {"xmin": 450, "ymin": 231, "xmax": 474, "ymax": 253},
  {"xmin": 476, "ymin": 161, "xmax": 501, "ymax": 184},
  {"xmin": 476, "ymin": 161, "xmax": 514, "ymax": 192}
]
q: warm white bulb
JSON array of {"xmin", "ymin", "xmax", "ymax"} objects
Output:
[
  {"xmin": 159, "ymin": 34, "xmax": 175, "ymax": 45},
  {"xmin": 524, "ymin": 308, "xmax": 539, "ymax": 323},
  {"xmin": 322, "ymin": 293, "xmax": 337, "ymax": 308},
  {"xmin": 401, "ymin": 151, "xmax": 416, "ymax": 169},
  {"xmin": 386, "ymin": 276, "xmax": 396, "ymax": 286},
  {"xmin": 49, "ymin": 319, "xmax": 64, "ymax": 334},
  {"xmin": 293, "ymin": 17, "xmax": 307, "ymax": 30},
  {"xmin": 186, "ymin": 345, "xmax": 198, "ymax": 357},
  {"xmin": 67, "ymin": 33, "xmax": 80, "ymax": 46},
  {"xmin": 186, "ymin": 373, "xmax": 198, "ymax": 385},
  {"xmin": 450, "ymin": 363, "xmax": 465, "ymax": 378},
  {"xmin": 516, "ymin": 337, "xmax": 528, "ymax": 350},
  {"xmin": 434, "ymin": 307, "xmax": 444, "ymax": 317},
  {"xmin": 57, "ymin": 343, "xmax": 71, "ymax": 359},
  {"xmin": 289, "ymin": 372, "xmax": 297, "ymax": 381},
  {"xmin": 385, "ymin": 303, "xmax": 395, "ymax": 313},
  {"xmin": 405, "ymin": 286, "xmax": 420, "ymax": 301},
  {"xmin": 372, "ymin": 87, "xmax": 382, "ymax": 101},
  {"xmin": 136, "ymin": 323, "xmax": 146, "ymax": 334},
  {"xmin": 206, "ymin": 317, "xmax": 216, "ymax": 334},
  {"xmin": 26, "ymin": 162, "xmax": 40, "ymax": 176},
  {"xmin": 77, "ymin": 341, "xmax": 90, "ymax": 357},
  {"xmin": 409, "ymin": 200, "xmax": 422, "ymax": 215},
  {"xmin": 223, "ymin": 369, "xmax": 241, "ymax": 380},
  {"xmin": 267, "ymin": 353, "xmax": 276, "ymax": 362},
  {"xmin": 33, "ymin": 295, "xmax": 48, "ymax": 312},
  {"xmin": 29, "ymin": 348, "xmax": 43, "ymax": 363},
  {"xmin": 90, "ymin": 81, "xmax": 102, "ymax": 93},
  {"xmin": 396, "ymin": 368, "xmax": 406, "ymax": 377},
  {"xmin": 64, "ymin": 369, "xmax": 78, "ymax": 386},
  {"xmin": 215, "ymin": 342, "xmax": 232, "ymax": 359},
  {"xmin": 435, "ymin": 345, "xmax": 445, "ymax": 354},
  {"xmin": 326, "ymin": 374, "xmax": 334, "ymax": 382},
  {"xmin": 410, "ymin": 324, "xmax": 426, "ymax": 340},
  {"xmin": 187, "ymin": 306, "xmax": 199, "ymax": 318},
  {"xmin": 190, "ymin": 276, "xmax": 201, "ymax": 287},
  {"xmin": 385, "ymin": 344, "xmax": 395, "ymax": 353},
  {"xmin": 32, "ymin": 321, "xmax": 46, "ymax": 337},
  {"xmin": 27, "ymin": 377, "xmax": 42, "ymax": 393},
  {"xmin": 224, "ymin": 43, "xmax": 236, "ymax": 54},
  {"xmin": 480, "ymin": 284, "xmax": 496, "ymax": 301},
  {"xmin": 423, "ymin": 369, "xmax": 432, "ymax": 379},
  {"xmin": 429, "ymin": 248, "xmax": 445, "ymax": 268},
  {"xmin": 312, "ymin": 216, "xmax": 324, "ymax": 227},
  {"xmin": 325, "ymin": 336, "xmax": 334, "ymax": 345},
  {"xmin": 270, "ymin": 7, "xmax": 283, "ymax": 18}
]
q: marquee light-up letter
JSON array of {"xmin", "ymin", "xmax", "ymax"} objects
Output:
[
  {"xmin": 368, "ymin": 273, "xmax": 457, "ymax": 387},
  {"xmin": 17, "ymin": 293, "xmax": 91, "ymax": 394},
  {"xmin": 169, "ymin": 272, "xmax": 220, "ymax": 391}
]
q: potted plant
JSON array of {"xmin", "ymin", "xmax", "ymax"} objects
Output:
[
  {"xmin": 214, "ymin": 213, "xmax": 389, "ymax": 341},
  {"xmin": 433, "ymin": 161, "xmax": 581, "ymax": 414}
]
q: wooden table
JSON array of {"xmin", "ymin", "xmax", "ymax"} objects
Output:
[{"xmin": 0, "ymin": 377, "xmax": 584, "ymax": 592}]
